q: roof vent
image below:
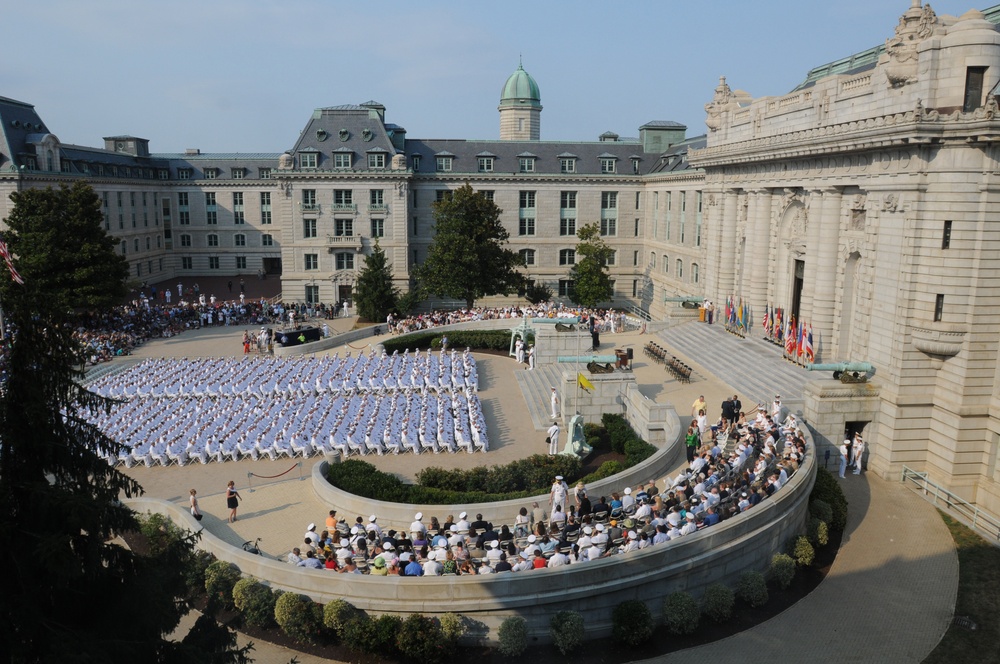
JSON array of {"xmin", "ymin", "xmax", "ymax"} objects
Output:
[{"xmin": 185, "ymin": 148, "xmax": 201, "ymax": 155}]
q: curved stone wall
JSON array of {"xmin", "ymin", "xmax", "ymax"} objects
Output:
[{"xmin": 127, "ymin": 435, "xmax": 815, "ymax": 645}]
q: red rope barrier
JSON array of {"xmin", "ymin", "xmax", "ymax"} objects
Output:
[
  {"xmin": 249, "ymin": 462, "xmax": 299, "ymax": 479},
  {"xmin": 346, "ymin": 341, "xmax": 372, "ymax": 350}
]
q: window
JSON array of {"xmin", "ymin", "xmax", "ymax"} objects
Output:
[
  {"xmin": 560, "ymin": 218, "xmax": 577, "ymax": 236},
  {"xmin": 300, "ymin": 152, "xmax": 318, "ymax": 169},
  {"xmin": 558, "ymin": 280, "xmax": 574, "ymax": 297},
  {"xmin": 304, "ymin": 253, "xmax": 319, "ymax": 270},
  {"xmin": 370, "ymin": 189, "xmax": 385, "ymax": 209},
  {"xmin": 205, "ymin": 192, "xmax": 217, "ymax": 225},
  {"xmin": 632, "ymin": 280, "xmax": 638, "ymax": 297},
  {"xmin": 518, "ymin": 157, "xmax": 535, "ymax": 173},
  {"xmin": 481, "ymin": 190, "xmax": 495, "ymax": 202},
  {"xmin": 302, "ymin": 189, "xmax": 318, "ymax": 211},
  {"xmin": 204, "ymin": 168, "xmax": 217, "ymax": 180},
  {"xmin": 236, "ymin": 256, "xmax": 247, "ymax": 270},
  {"xmin": 560, "ymin": 191, "xmax": 577, "ymax": 209},
  {"xmin": 336, "ymin": 252, "xmax": 354, "ymax": 270},
  {"xmin": 632, "ymin": 158, "xmax": 640, "ymax": 174},
  {"xmin": 519, "ymin": 249, "xmax": 536, "ymax": 266},
  {"xmin": 942, "ymin": 220, "xmax": 952, "ymax": 249},
  {"xmin": 260, "ymin": 192, "xmax": 271, "ymax": 224},
  {"xmin": 371, "ymin": 219, "xmax": 385, "ymax": 238},
  {"xmin": 145, "ymin": 237, "xmax": 151, "ymax": 250},
  {"xmin": 692, "ymin": 263, "xmax": 700, "ymax": 284},
  {"xmin": 600, "ymin": 158, "xmax": 616, "ymax": 174},
  {"xmin": 412, "ymin": 217, "xmax": 418, "ymax": 235},
  {"xmin": 412, "ymin": 249, "xmax": 418, "ymax": 267},
  {"xmin": 934, "ymin": 294, "xmax": 945, "ymax": 321},
  {"xmin": 662, "ymin": 255, "xmax": 669, "ymax": 273},
  {"xmin": 334, "ymin": 153, "xmax": 352, "ymax": 169},
  {"xmin": 178, "ymin": 168, "xmax": 192, "ymax": 180},
  {"xmin": 681, "ymin": 191, "xmax": 687, "ymax": 212},
  {"xmin": 519, "ymin": 191, "xmax": 536, "ymax": 208},
  {"xmin": 436, "ymin": 156, "xmax": 453, "ymax": 172},
  {"xmin": 601, "ymin": 192, "xmax": 617, "ymax": 209},
  {"xmin": 233, "ymin": 192, "xmax": 245, "ymax": 224},
  {"xmin": 633, "ymin": 250, "xmax": 639, "ymax": 266},
  {"xmin": 178, "ymin": 192, "xmax": 190, "ymax": 225},
  {"xmin": 180, "ymin": 234, "xmax": 192, "ymax": 247},
  {"xmin": 305, "ymin": 284, "xmax": 319, "ymax": 304},
  {"xmin": 303, "ymin": 219, "xmax": 317, "ymax": 238},
  {"xmin": 560, "ymin": 158, "xmax": 576, "ymax": 173},
  {"xmin": 134, "ymin": 238, "xmax": 140, "ymax": 253},
  {"xmin": 559, "ymin": 249, "xmax": 576, "ymax": 265},
  {"xmin": 234, "ymin": 234, "xmax": 246, "ymax": 247},
  {"xmin": 368, "ymin": 152, "xmax": 385, "ymax": 169},
  {"xmin": 231, "ymin": 168, "xmax": 244, "ymax": 179},
  {"xmin": 333, "ymin": 190, "xmax": 353, "ymax": 208},
  {"xmin": 964, "ymin": 66, "xmax": 988, "ymax": 113},
  {"xmin": 120, "ymin": 240, "xmax": 127, "ymax": 255},
  {"xmin": 412, "ymin": 190, "xmax": 418, "ymax": 207},
  {"xmin": 603, "ymin": 251, "xmax": 616, "ymax": 266},
  {"xmin": 209, "ymin": 256, "xmax": 220, "ymax": 270},
  {"xmin": 412, "ymin": 155, "xmax": 421, "ymax": 171},
  {"xmin": 259, "ymin": 167, "xmax": 271, "ymax": 179},
  {"xmin": 207, "ymin": 234, "xmax": 219, "ymax": 247},
  {"xmin": 182, "ymin": 257, "xmax": 193, "ymax": 270},
  {"xmin": 158, "ymin": 169, "xmax": 169, "ymax": 179},
  {"xmin": 262, "ymin": 233, "xmax": 273, "ymax": 246},
  {"xmin": 478, "ymin": 157, "xmax": 494, "ymax": 172},
  {"xmin": 600, "ymin": 218, "xmax": 617, "ymax": 236},
  {"xmin": 435, "ymin": 190, "xmax": 451, "ymax": 202},
  {"xmin": 335, "ymin": 219, "xmax": 354, "ymax": 237},
  {"xmin": 519, "ymin": 218, "xmax": 536, "ymax": 236},
  {"xmin": 635, "ymin": 218, "xmax": 640, "ymax": 236},
  {"xmin": 676, "ymin": 259, "xmax": 684, "ymax": 279}
]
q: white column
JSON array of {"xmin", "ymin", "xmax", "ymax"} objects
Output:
[
  {"xmin": 809, "ymin": 187, "xmax": 843, "ymax": 361},
  {"xmin": 747, "ymin": 188, "xmax": 773, "ymax": 326}
]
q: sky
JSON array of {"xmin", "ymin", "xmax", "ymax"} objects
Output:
[{"xmin": 3, "ymin": 0, "xmax": 990, "ymax": 153}]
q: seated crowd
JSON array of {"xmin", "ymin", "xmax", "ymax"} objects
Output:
[
  {"xmin": 284, "ymin": 415, "xmax": 807, "ymax": 575},
  {"xmin": 387, "ymin": 303, "xmax": 638, "ymax": 336}
]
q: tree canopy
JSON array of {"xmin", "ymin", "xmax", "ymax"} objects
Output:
[
  {"xmin": 354, "ymin": 241, "xmax": 399, "ymax": 323},
  {"xmin": 417, "ymin": 184, "xmax": 524, "ymax": 308},
  {"xmin": 570, "ymin": 222, "xmax": 614, "ymax": 308},
  {"xmin": 0, "ymin": 183, "xmax": 249, "ymax": 662},
  {"xmin": 0, "ymin": 181, "xmax": 129, "ymax": 311}
]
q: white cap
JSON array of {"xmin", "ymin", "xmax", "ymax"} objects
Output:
[
  {"xmin": 628, "ymin": 531, "xmax": 638, "ymax": 540},
  {"xmin": 489, "ymin": 540, "xmax": 500, "ymax": 548},
  {"xmin": 350, "ymin": 526, "xmax": 360, "ymax": 535},
  {"xmin": 459, "ymin": 512, "xmax": 467, "ymax": 519},
  {"xmin": 340, "ymin": 538, "xmax": 349, "ymax": 547},
  {"xmin": 399, "ymin": 552, "xmax": 411, "ymax": 562},
  {"xmin": 595, "ymin": 523, "xmax": 606, "ymax": 532},
  {"xmin": 369, "ymin": 515, "xmax": 377, "ymax": 522},
  {"xmin": 527, "ymin": 534, "xmax": 537, "ymax": 543},
  {"xmin": 555, "ymin": 475, "xmax": 564, "ymax": 481},
  {"xmin": 414, "ymin": 512, "xmax": 423, "ymax": 521},
  {"xmin": 450, "ymin": 524, "xmax": 459, "ymax": 532},
  {"xmin": 624, "ymin": 487, "xmax": 632, "ymax": 495},
  {"xmin": 427, "ymin": 550, "xmax": 437, "ymax": 561},
  {"xmin": 307, "ymin": 523, "xmax": 316, "ymax": 531}
]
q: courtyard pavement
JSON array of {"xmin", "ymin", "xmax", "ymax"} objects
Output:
[{"xmin": 110, "ymin": 318, "xmax": 957, "ymax": 664}]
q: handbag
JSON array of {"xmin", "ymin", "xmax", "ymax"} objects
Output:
[
  {"xmin": 193, "ymin": 513, "xmax": 203, "ymax": 521},
  {"xmin": 545, "ymin": 437, "xmax": 551, "ymax": 444}
]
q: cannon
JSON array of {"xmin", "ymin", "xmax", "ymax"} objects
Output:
[{"xmin": 807, "ymin": 362, "xmax": 875, "ymax": 383}]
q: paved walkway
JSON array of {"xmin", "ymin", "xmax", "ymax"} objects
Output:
[{"xmin": 109, "ymin": 319, "xmax": 958, "ymax": 664}]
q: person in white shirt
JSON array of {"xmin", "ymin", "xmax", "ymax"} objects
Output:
[
  {"xmin": 410, "ymin": 512, "xmax": 426, "ymax": 537},
  {"xmin": 304, "ymin": 523, "xmax": 320, "ymax": 547},
  {"xmin": 547, "ymin": 422, "xmax": 561, "ymax": 456},
  {"xmin": 550, "ymin": 388, "xmax": 560, "ymax": 419}
]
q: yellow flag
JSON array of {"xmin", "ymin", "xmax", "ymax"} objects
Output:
[{"xmin": 577, "ymin": 372, "xmax": 595, "ymax": 393}]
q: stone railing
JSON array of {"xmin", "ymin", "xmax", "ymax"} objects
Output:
[{"xmin": 126, "ymin": 432, "xmax": 815, "ymax": 645}]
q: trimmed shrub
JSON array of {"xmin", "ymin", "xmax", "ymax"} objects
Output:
[
  {"xmin": 736, "ymin": 571, "xmax": 769, "ymax": 608},
  {"xmin": 580, "ymin": 460, "xmax": 624, "ymax": 484},
  {"xmin": 809, "ymin": 498, "xmax": 833, "ymax": 525},
  {"xmin": 341, "ymin": 615, "xmax": 375, "ymax": 651},
  {"xmin": 204, "ymin": 560, "xmax": 241, "ymax": 608},
  {"xmin": 439, "ymin": 612, "xmax": 467, "ymax": 644},
  {"xmin": 184, "ymin": 550, "xmax": 215, "ymax": 598},
  {"xmin": 768, "ymin": 553, "xmax": 796, "ymax": 590},
  {"xmin": 624, "ymin": 437, "xmax": 657, "ymax": 466},
  {"xmin": 611, "ymin": 600, "xmax": 654, "ymax": 646},
  {"xmin": 369, "ymin": 614, "xmax": 404, "ymax": 655},
  {"xmin": 274, "ymin": 592, "xmax": 323, "ymax": 644},
  {"xmin": 396, "ymin": 614, "xmax": 448, "ymax": 663},
  {"xmin": 793, "ymin": 535, "xmax": 816, "ymax": 567},
  {"xmin": 810, "ymin": 468, "xmax": 848, "ymax": 531},
  {"xmin": 232, "ymin": 578, "xmax": 276, "ymax": 629},
  {"xmin": 701, "ymin": 583, "xmax": 735, "ymax": 623},
  {"xmin": 323, "ymin": 598, "xmax": 359, "ymax": 636},
  {"xmin": 382, "ymin": 329, "xmax": 517, "ymax": 354},
  {"xmin": 583, "ymin": 422, "xmax": 610, "ymax": 451},
  {"xmin": 549, "ymin": 610, "xmax": 585, "ymax": 656},
  {"xmin": 497, "ymin": 616, "xmax": 528, "ymax": 658},
  {"xmin": 662, "ymin": 591, "xmax": 700, "ymax": 635},
  {"xmin": 807, "ymin": 517, "xmax": 830, "ymax": 547}
]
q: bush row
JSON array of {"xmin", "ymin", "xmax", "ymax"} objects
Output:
[{"xmin": 380, "ymin": 329, "xmax": 524, "ymax": 354}]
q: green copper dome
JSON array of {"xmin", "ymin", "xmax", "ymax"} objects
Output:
[{"xmin": 500, "ymin": 63, "xmax": 541, "ymax": 108}]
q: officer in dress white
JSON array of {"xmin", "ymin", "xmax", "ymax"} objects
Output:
[
  {"xmin": 550, "ymin": 387, "xmax": 560, "ymax": 419},
  {"xmin": 547, "ymin": 421, "xmax": 560, "ymax": 456},
  {"xmin": 852, "ymin": 433, "xmax": 865, "ymax": 475}
]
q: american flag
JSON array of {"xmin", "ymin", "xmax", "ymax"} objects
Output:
[{"xmin": 0, "ymin": 239, "xmax": 24, "ymax": 285}]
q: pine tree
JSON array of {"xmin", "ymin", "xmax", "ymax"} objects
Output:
[
  {"xmin": 417, "ymin": 184, "xmax": 524, "ymax": 308},
  {"xmin": 0, "ymin": 183, "xmax": 250, "ymax": 662},
  {"xmin": 354, "ymin": 241, "xmax": 399, "ymax": 323},
  {"xmin": 570, "ymin": 222, "xmax": 614, "ymax": 308}
]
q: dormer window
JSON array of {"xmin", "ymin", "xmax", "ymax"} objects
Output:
[
  {"xmin": 436, "ymin": 156, "xmax": 453, "ymax": 172},
  {"xmin": 368, "ymin": 152, "xmax": 386, "ymax": 169},
  {"xmin": 478, "ymin": 157, "xmax": 494, "ymax": 172},
  {"xmin": 600, "ymin": 158, "xmax": 617, "ymax": 174},
  {"xmin": 300, "ymin": 152, "xmax": 318, "ymax": 169},
  {"xmin": 334, "ymin": 152, "xmax": 352, "ymax": 169},
  {"xmin": 204, "ymin": 168, "xmax": 217, "ymax": 179},
  {"xmin": 518, "ymin": 157, "xmax": 535, "ymax": 173},
  {"xmin": 560, "ymin": 158, "xmax": 576, "ymax": 173},
  {"xmin": 231, "ymin": 168, "xmax": 245, "ymax": 179},
  {"xmin": 412, "ymin": 155, "xmax": 421, "ymax": 172}
]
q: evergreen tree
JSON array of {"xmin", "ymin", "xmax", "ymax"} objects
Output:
[
  {"xmin": 354, "ymin": 241, "xmax": 399, "ymax": 323},
  {"xmin": 417, "ymin": 184, "xmax": 524, "ymax": 308},
  {"xmin": 570, "ymin": 222, "xmax": 614, "ymax": 308},
  {"xmin": 0, "ymin": 184, "xmax": 250, "ymax": 663}
]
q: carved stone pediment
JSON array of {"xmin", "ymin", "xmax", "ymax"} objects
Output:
[{"xmin": 884, "ymin": 3, "xmax": 938, "ymax": 87}]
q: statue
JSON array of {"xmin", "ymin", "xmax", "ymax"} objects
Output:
[{"xmin": 560, "ymin": 414, "xmax": 592, "ymax": 458}]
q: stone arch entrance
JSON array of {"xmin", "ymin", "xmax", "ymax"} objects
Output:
[{"xmin": 777, "ymin": 199, "xmax": 808, "ymax": 318}]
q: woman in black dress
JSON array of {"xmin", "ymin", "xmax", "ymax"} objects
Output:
[{"xmin": 226, "ymin": 480, "xmax": 241, "ymax": 523}]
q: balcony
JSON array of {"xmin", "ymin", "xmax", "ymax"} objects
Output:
[
  {"xmin": 300, "ymin": 203, "xmax": 321, "ymax": 214},
  {"xmin": 326, "ymin": 234, "xmax": 363, "ymax": 251},
  {"xmin": 369, "ymin": 203, "xmax": 388, "ymax": 213},
  {"xmin": 331, "ymin": 203, "xmax": 357, "ymax": 213}
]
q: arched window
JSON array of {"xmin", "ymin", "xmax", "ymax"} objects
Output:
[
  {"xmin": 559, "ymin": 249, "xmax": 576, "ymax": 265},
  {"xmin": 519, "ymin": 248, "xmax": 536, "ymax": 266},
  {"xmin": 691, "ymin": 263, "xmax": 700, "ymax": 284},
  {"xmin": 676, "ymin": 259, "xmax": 684, "ymax": 279}
]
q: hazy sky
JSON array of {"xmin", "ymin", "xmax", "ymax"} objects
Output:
[{"xmin": 4, "ymin": 1, "xmax": 988, "ymax": 153}]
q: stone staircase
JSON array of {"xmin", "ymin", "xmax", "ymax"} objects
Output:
[
  {"xmin": 514, "ymin": 364, "xmax": 565, "ymax": 431},
  {"xmin": 657, "ymin": 321, "xmax": 812, "ymax": 416}
]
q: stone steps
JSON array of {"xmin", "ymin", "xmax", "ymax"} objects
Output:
[
  {"xmin": 657, "ymin": 321, "xmax": 812, "ymax": 415},
  {"xmin": 514, "ymin": 364, "xmax": 564, "ymax": 431}
]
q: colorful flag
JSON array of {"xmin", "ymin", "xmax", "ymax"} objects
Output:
[
  {"xmin": 762, "ymin": 304, "xmax": 770, "ymax": 338},
  {"xmin": 785, "ymin": 316, "xmax": 796, "ymax": 355},
  {"xmin": 797, "ymin": 322, "xmax": 805, "ymax": 358},
  {"xmin": 577, "ymin": 372, "xmax": 595, "ymax": 393},
  {"xmin": 0, "ymin": 239, "xmax": 24, "ymax": 285},
  {"xmin": 805, "ymin": 324, "xmax": 815, "ymax": 363}
]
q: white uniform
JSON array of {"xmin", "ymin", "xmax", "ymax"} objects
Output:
[
  {"xmin": 550, "ymin": 389, "xmax": 560, "ymax": 419},
  {"xmin": 852, "ymin": 437, "xmax": 865, "ymax": 474},
  {"xmin": 547, "ymin": 423, "xmax": 560, "ymax": 456}
]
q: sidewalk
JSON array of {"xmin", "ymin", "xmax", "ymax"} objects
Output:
[{"xmin": 116, "ymin": 320, "xmax": 957, "ymax": 664}]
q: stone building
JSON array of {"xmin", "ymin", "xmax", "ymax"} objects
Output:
[{"xmin": 2, "ymin": 2, "xmax": 1000, "ymax": 519}]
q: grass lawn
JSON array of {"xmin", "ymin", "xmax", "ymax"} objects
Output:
[{"xmin": 922, "ymin": 512, "xmax": 1000, "ymax": 664}]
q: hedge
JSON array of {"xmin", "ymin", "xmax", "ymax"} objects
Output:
[
  {"xmin": 809, "ymin": 468, "xmax": 848, "ymax": 531},
  {"xmin": 381, "ymin": 330, "xmax": 525, "ymax": 354}
]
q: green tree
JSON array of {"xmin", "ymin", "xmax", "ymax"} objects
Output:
[
  {"xmin": 0, "ymin": 181, "xmax": 129, "ymax": 310},
  {"xmin": 0, "ymin": 185, "xmax": 250, "ymax": 663},
  {"xmin": 524, "ymin": 281, "xmax": 553, "ymax": 305},
  {"xmin": 569, "ymin": 222, "xmax": 614, "ymax": 307},
  {"xmin": 417, "ymin": 184, "xmax": 524, "ymax": 308},
  {"xmin": 354, "ymin": 241, "xmax": 399, "ymax": 322}
]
